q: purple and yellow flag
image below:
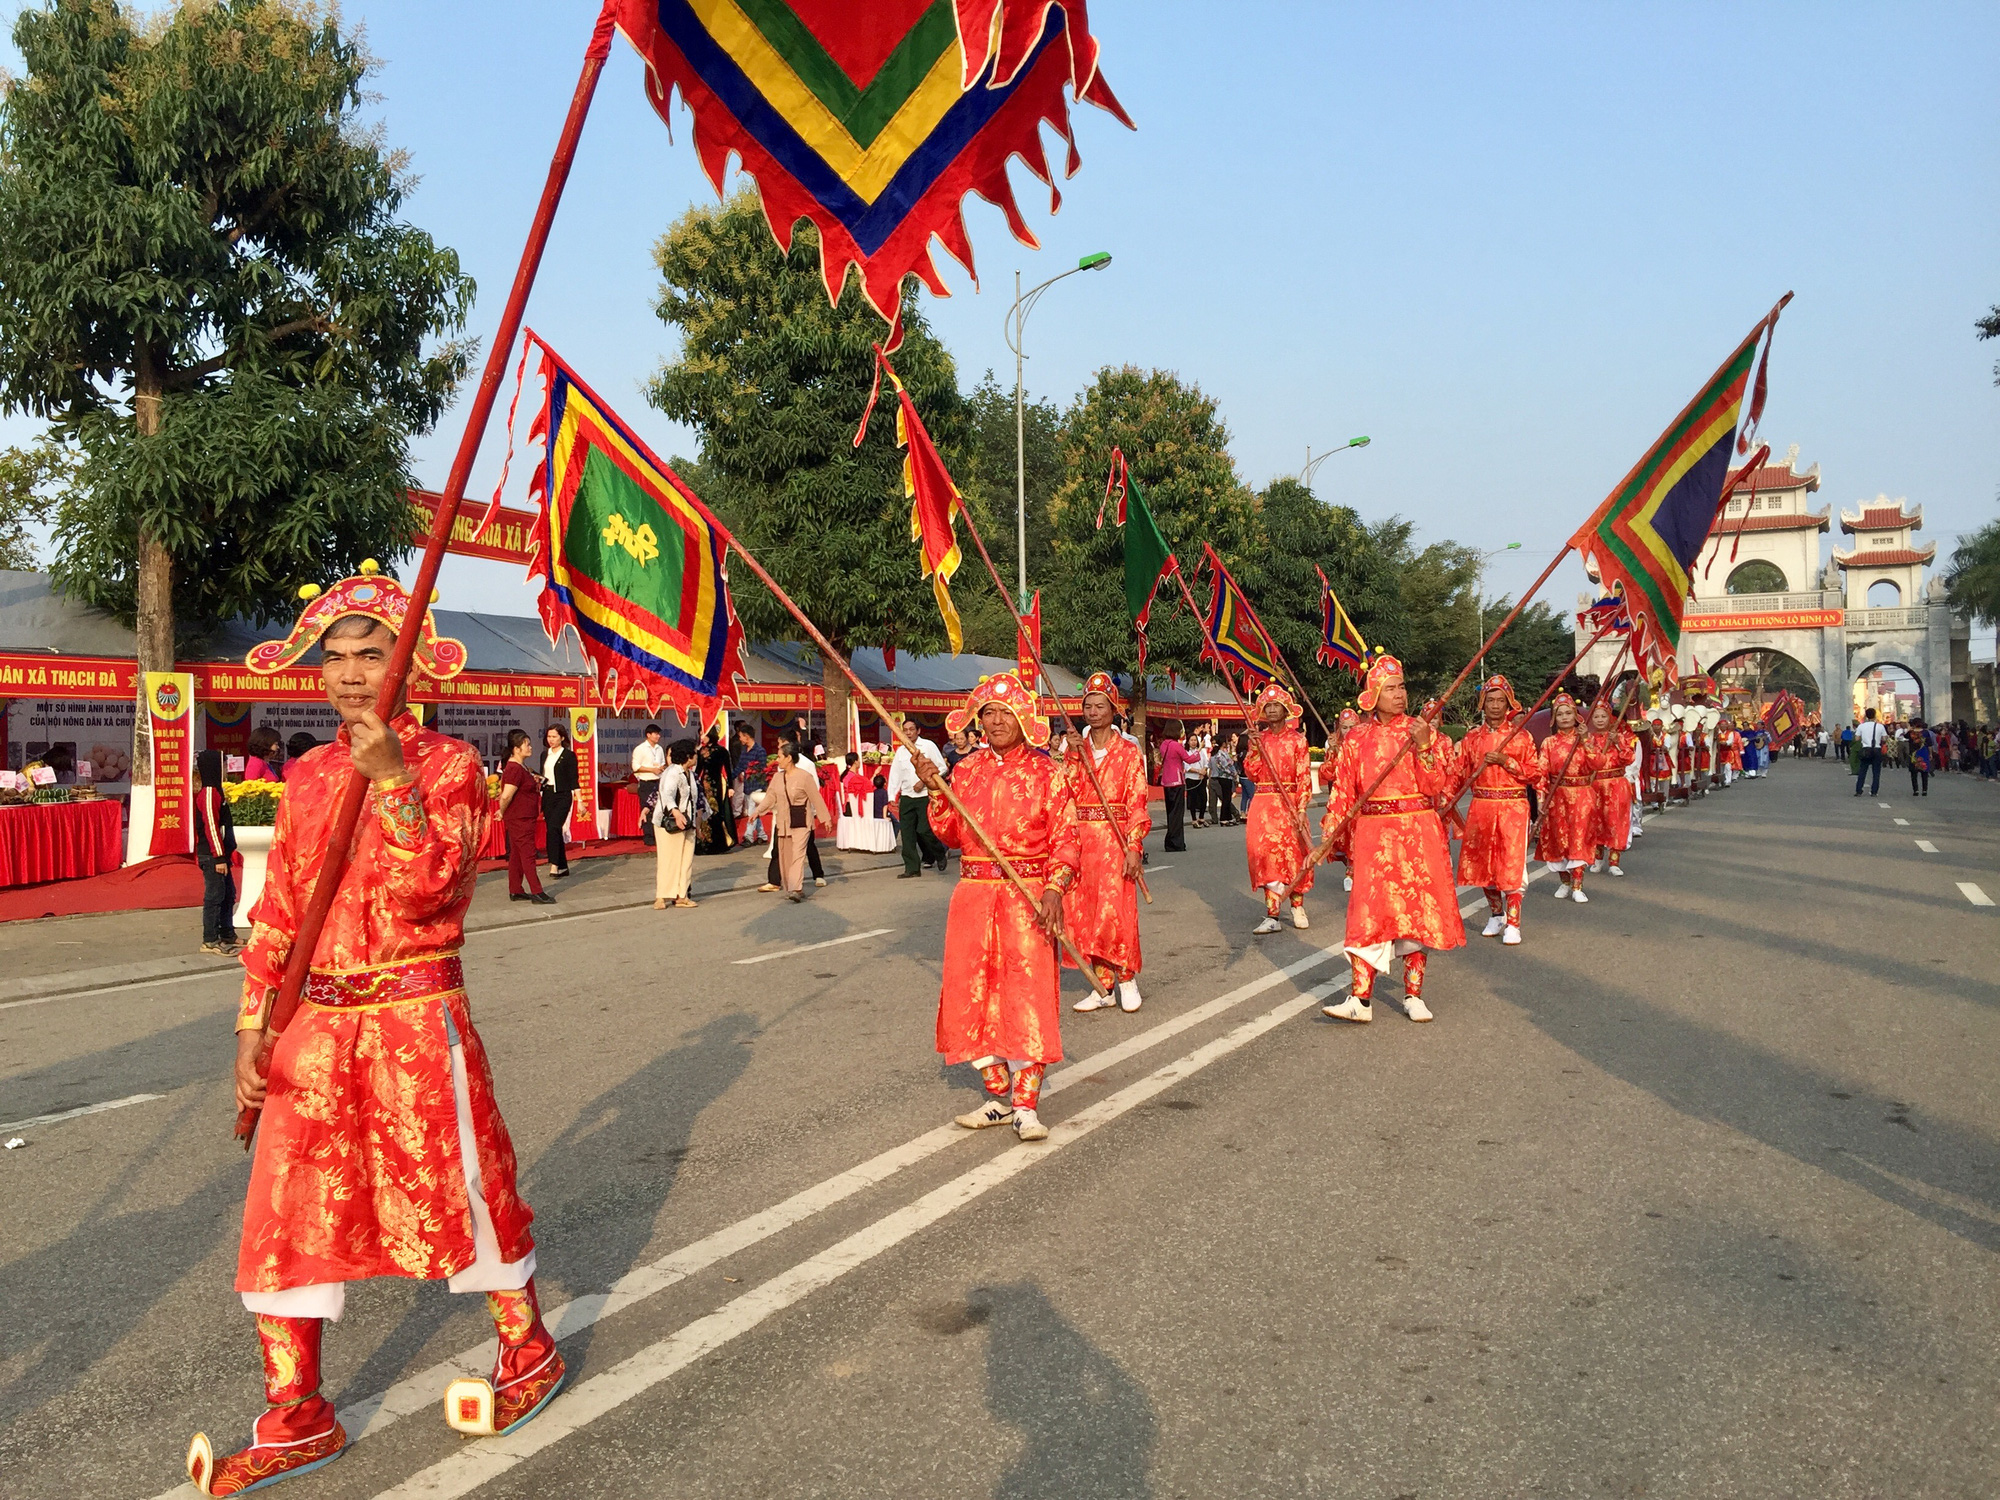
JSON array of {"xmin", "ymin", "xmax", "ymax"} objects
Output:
[
  {"xmin": 1200, "ymin": 544, "xmax": 1281, "ymax": 686},
  {"xmin": 524, "ymin": 334, "xmax": 747, "ymax": 717},
  {"xmin": 1315, "ymin": 566, "xmax": 1370, "ymax": 680},
  {"xmin": 1570, "ymin": 299, "xmax": 1788, "ymax": 670}
]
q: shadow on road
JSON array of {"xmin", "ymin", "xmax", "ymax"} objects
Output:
[{"xmin": 978, "ymin": 1280, "xmax": 1155, "ymax": 1500}]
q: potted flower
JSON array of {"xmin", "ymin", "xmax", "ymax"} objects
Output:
[{"xmin": 224, "ymin": 779, "xmax": 285, "ymax": 930}]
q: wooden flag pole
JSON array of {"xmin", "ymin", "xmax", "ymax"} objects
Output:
[
  {"xmin": 949, "ymin": 504, "xmax": 1153, "ymax": 904},
  {"xmin": 722, "ymin": 540, "xmax": 1113, "ymax": 1002},
  {"xmin": 235, "ymin": 6, "xmax": 619, "ymax": 1147},
  {"xmin": 1529, "ymin": 636, "xmax": 1635, "ymax": 845},
  {"xmin": 1197, "ymin": 544, "xmax": 1336, "ymax": 744},
  {"xmin": 1284, "ymin": 542, "xmax": 1575, "ymax": 890}
]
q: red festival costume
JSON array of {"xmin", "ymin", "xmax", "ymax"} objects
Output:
[
  {"xmin": 1243, "ymin": 682, "xmax": 1316, "ymax": 922},
  {"xmin": 187, "ymin": 567, "xmax": 562, "ymax": 1496},
  {"xmin": 1061, "ymin": 673, "xmax": 1151, "ymax": 1001},
  {"xmin": 1453, "ymin": 676, "xmax": 1542, "ymax": 936},
  {"xmin": 931, "ymin": 675, "xmax": 1081, "ymax": 1132},
  {"xmin": 1321, "ymin": 656, "xmax": 1466, "ymax": 1013},
  {"xmin": 1537, "ymin": 697, "xmax": 1599, "ymax": 896},
  {"xmin": 1588, "ymin": 724, "xmax": 1639, "ymax": 866}
]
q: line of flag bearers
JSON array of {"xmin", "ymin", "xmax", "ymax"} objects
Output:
[{"xmin": 190, "ymin": 577, "xmax": 1681, "ymax": 1493}]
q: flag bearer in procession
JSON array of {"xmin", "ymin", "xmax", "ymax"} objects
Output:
[
  {"xmin": 1586, "ymin": 699, "xmax": 1639, "ymax": 876},
  {"xmin": 1320, "ymin": 656, "xmax": 1466, "ymax": 1024},
  {"xmin": 1330, "ymin": 707, "xmax": 1360, "ymax": 891},
  {"xmin": 1453, "ymin": 674, "xmax": 1542, "ymax": 946},
  {"xmin": 924, "ymin": 674, "xmax": 1082, "ymax": 1142},
  {"xmin": 1718, "ymin": 717, "xmax": 1744, "ymax": 786},
  {"xmin": 190, "ymin": 566, "xmax": 562, "ymax": 1495},
  {"xmin": 1537, "ymin": 693, "xmax": 1599, "ymax": 901},
  {"xmin": 1243, "ymin": 681, "xmax": 1317, "ymax": 933},
  {"xmin": 1065, "ymin": 673, "xmax": 1152, "ymax": 1015}
]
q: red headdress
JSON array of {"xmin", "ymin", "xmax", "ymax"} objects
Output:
[
  {"xmin": 1477, "ymin": 673, "xmax": 1521, "ymax": 714},
  {"xmin": 1080, "ymin": 670, "xmax": 1124, "ymax": 709},
  {"xmin": 245, "ymin": 560, "xmax": 467, "ymax": 680},
  {"xmin": 1251, "ymin": 679, "xmax": 1303, "ymax": 728},
  {"xmin": 1549, "ymin": 691, "xmax": 1580, "ymax": 725},
  {"xmin": 1336, "ymin": 707, "xmax": 1360, "ymax": 733},
  {"xmin": 946, "ymin": 672, "xmax": 1050, "ymax": 749},
  {"xmin": 1355, "ymin": 653, "xmax": 1406, "ymax": 713}
]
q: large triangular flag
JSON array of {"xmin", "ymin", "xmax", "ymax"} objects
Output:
[
  {"xmin": 1315, "ymin": 566, "xmax": 1371, "ymax": 679},
  {"xmin": 1200, "ymin": 544, "xmax": 1282, "ymax": 685},
  {"xmin": 1104, "ymin": 448, "xmax": 1178, "ymax": 667}
]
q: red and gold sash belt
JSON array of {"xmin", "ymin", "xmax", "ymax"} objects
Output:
[
  {"xmin": 1471, "ymin": 787, "xmax": 1526, "ymax": 800},
  {"xmin": 1076, "ymin": 805, "xmax": 1131, "ymax": 823},
  {"xmin": 305, "ymin": 952, "xmax": 465, "ymax": 1010},
  {"xmin": 961, "ymin": 857, "xmax": 1046, "ymax": 882},
  {"xmin": 1358, "ymin": 796, "xmax": 1433, "ymax": 817},
  {"xmin": 1555, "ymin": 775, "xmax": 1594, "ymax": 787},
  {"xmin": 1593, "ymin": 770, "xmax": 1628, "ymax": 782}
]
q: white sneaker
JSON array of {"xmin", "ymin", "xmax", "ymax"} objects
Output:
[
  {"xmin": 1589, "ymin": 860, "xmax": 1605, "ymax": 874},
  {"xmin": 1014, "ymin": 1108, "xmax": 1049, "ymax": 1142},
  {"xmin": 1290, "ymin": 906, "xmax": 1310, "ymax": 930},
  {"xmin": 1502, "ymin": 924, "xmax": 1522, "ymax": 945},
  {"xmin": 1343, "ymin": 876, "xmax": 1354, "ymax": 892},
  {"xmin": 1404, "ymin": 995, "xmax": 1433, "ymax": 1022},
  {"xmin": 1481, "ymin": 914, "xmax": 1505, "ymax": 938},
  {"xmin": 955, "ymin": 1098, "xmax": 1015, "ymax": 1130},
  {"xmin": 1073, "ymin": 992, "xmax": 1112, "ymax": 1012},
  {"xmin": 1253, "ymin": 916, "xmax": 1283, "ymax": 934},
  {"xmin": 1553, "ymin": 884, "xmax": 1571, "ymax": 900},
  {"xmin": 1323, "ymin": 995, "xmax": 1372, "ymax": 1023},
  {"xmin": 1118, "ymin": 980, "xmax": 1143, "ymax": 1013},
  {"xmin": 1609, "ymin": 865, "xmax": 1625, "ymax": 877},
  {"xmin": 1571, "ymin": 888, "xmax": 1589, "ymax": 904}
]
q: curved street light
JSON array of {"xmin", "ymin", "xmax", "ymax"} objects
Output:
[
  {"xmin": 1299, "ymin": 435, "xmax": 1371, "ymax": 487},
  {"xmin": 1005, "ymin": 252, "xmax": 1112, "ymax": 608}
]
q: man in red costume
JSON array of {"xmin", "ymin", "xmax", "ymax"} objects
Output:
[
  {"xmin": 1453, "ymin": 674, "xmax": 1541, "ymax": 946},
  {"xmin": 1064, "ymin": 672, "xmax": 1151, "ymax": 1015},
  {"xmin": 1537, "ymin": 692, "xmax": 1598, "ymax": 902},
  {"xmin": 187, "ymin": 564, "xmax": 562, "ymax": 1495},
  {"xmin": 1327, "ymin": 706, "xmax": 1360, "ymax": 892},
  {"xmin": 1243, "ymin": 681, "xmax": 1316, "ymax": 934},
  {"xmin": 923, "ymin": 673, "xmax": 1081, "ymax": 1142},
  {"xmin": 1319, "ymin": 655, "xmax": 1465, "ymax": 1023},
  {"xmin": 1586, "ymin": 699, "xmax": 1639, "ymax": 876}
]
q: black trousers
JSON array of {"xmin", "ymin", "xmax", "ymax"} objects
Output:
[
  {"xmin": 1910, "ymin": 763, "xmax": 1929, "ymax": 795},
  {"xmin": 202, "ymin": 859, "xmax": 235, "ymax": 944},
  {"xmin": 638, "ymin": 779, "xmax": 658, "ymax": 844},
  {"xmin": 543, "ymin": 796, "xmax": 572, "ymax": 871},
  {"xmin": 1163, "ymin": 786, "xmax": 1186, "ymax": 850},
  {"xmin": 1187, "ymin": 779, "xmax": 1207, "ymax": 822},
  {"xmin": 768, "ymin": 830, "xmax": 824, "ymax": 883},
  {"xmin": 899, "ymin": 795, "xmax": 945, "ymax": 874},
  {"xmin": 1212, "ymin": 780, "xmax": 1236, "ymax": 823}
]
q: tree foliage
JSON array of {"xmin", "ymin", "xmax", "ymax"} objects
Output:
[
  {"xmin": 0, "ymin": 0, "xmax": 474, "ymax": 641},
  {"xmin": 950, "ymin": 369, "xmax": 1062, "ymax": 656},
  {"xmin": 1979, "ymin": 303, "xmax": 2000, "ymax": 385},
  {"xmin": 0, "ymin": 437, "xmax": 75, "ymax": 572},
  {"xmin": 1944, "ymin": 514, "xmax": 2000, "ymax": 627}
]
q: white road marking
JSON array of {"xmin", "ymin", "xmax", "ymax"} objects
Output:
[
  {"xmin": 1878, "ymin": 802, "xmax": 1891, "ymax": 808},
  {"xmin": 731, "ymin": 928, "xmax": 895, "ymax": 965},
  {"xmin": 0, "ymin": 965, "xmax": 239, "ymax": 1012},
  {"xmin": 1916, "ymin": 841, "xmax": 1938, "ymax": 854},
  {"xmin": 1894, "ymin": 818, "xmax": 1909, "ymax": 826},
  {"xmin": 370, "ymin": 973, "xmax": 1358, "ymax": 1500},
  {"xmin": 1959, "ymin": 883, "xmax": 1994, "ymax": 908},
  {"xmin": 0, "ymin": 1092, "xmax": 164, "ymax": 1132}
]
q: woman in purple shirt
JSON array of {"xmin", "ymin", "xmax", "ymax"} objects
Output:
[{"xmin": 1158, "ymin": 731, "xmax": 1188, "ymax": 851}]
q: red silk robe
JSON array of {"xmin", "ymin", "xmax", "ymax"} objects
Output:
[
  {"xmin": 1322, "ymin": 717, "xmax": 1465, "ymax": 952},
  {"xmin": 1718, "ymin": 729, "xmax": 1743, "ymax": 770},
  {"xmin": 929, "ymin": 742, "xmax": 1082, "ymax": 1066},
  {"xmin": 1587, "ymin": 729, "xmax": 1638, "ymax": 851},
  {"xmin": 1536, "ymin": 730, "xmax": 1598, "ymax": 864},
  {"xmin": 235, "ymin": 714, "xmax": 533, "ymax": 1293},
  {"xmin": 1454, "ymin": 721, "xmax": 1542, "ymax": 892},
  {"xmin": 1243, "ymin": 725, "xmax": 1316, "ymax": 894},
  {"xmin": 1060, "ymin": 732, "xmax": 1151, "ymax": 976}
]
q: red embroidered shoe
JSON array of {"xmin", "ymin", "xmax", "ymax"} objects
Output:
[
  {"xmin": 187, "ymin": 1315, "xmax": 346, "ymax": 1494},
  {"xmin": 443, "ymin": 1280, "xmax": 566, "ymax": 1437}
]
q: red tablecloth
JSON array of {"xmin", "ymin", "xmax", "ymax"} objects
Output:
[
  {"xmin": 611, "ymin": 785, "xmax": 643, "ymax": 838},
  {"xmin": 0, "ymin": 799, "xmax": 124, "ymax": 888},
  {"xmin": 480, "ymin": 794, "xmax": 546, "ymax": 860}
]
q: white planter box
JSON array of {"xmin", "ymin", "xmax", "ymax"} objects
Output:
[{"xmin": 233, "ymin": 823, "xmax": 276, "ymax": 932}]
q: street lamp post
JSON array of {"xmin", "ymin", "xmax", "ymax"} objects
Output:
[
  {"xmin": 1299, "ymin": 435, "xmax": 1371, "ymax": 488},
  {"xmin": 1474, "ymin": 542, "xmax": 1524, "ymax": 679},
  {"xmin": 1006, "ymin": 251, "xmax": 1111, "ymax": 609}
]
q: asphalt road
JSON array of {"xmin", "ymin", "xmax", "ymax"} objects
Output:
[{"xmin": 3, "ymin": 760, "xmax": 1996, "ymax": 1499}]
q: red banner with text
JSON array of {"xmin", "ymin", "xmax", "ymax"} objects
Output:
[
  {"xmin": 146, "ymin": 672, "xmax": 196, "ymax": 856},
  {"xmin": 568, "ymin": 706, "xmax": 599, "ymax": 843}
]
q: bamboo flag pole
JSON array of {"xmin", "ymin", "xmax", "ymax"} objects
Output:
[
  {"xmin": 949, "ymin": 504, "xmax": 1153, "ymax": 904},
  {"xmin": 1164, "ymin": 567, "xmax": 1316, "ymax": 858},
  {"xmin": 722, "ymin": 540, "xmax": 1113, "ymax": 1002},
  {"xmin": 236, "ymin": 6, "xmax": 620, "ymax": 1146},
  {"xmin": 1284, "ymin": 541, "xmax": 1576, "ymax": 890}
]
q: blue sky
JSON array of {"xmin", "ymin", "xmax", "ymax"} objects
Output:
[{"xmin": 7, "ymin": 1, "xmax": 1998, "ymax": 651}]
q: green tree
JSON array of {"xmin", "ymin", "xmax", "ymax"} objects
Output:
[
  {"xmin": 0, "ymin": 437, "xmax": 76, "ymax": 572},
  {"xmin": 1979, "ymin": 304, "xmax": 1999, "ymax": 384},
  {"xmin": 1944, "ymin": 515, "xmax": 2000, "ymax": 627},
  {"xmin": 647, "ymin": 189, "xmax": 967, "ymax": 754},
  {"xmin": 0, "ymin": 0, "xmax": 473, "ymax": 787},
  {"xmin": 1042, "ymin": 366, "xmax": 1260, "ymax": 746}
]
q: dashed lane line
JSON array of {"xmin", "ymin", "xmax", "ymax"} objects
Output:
[
  {"xmin": 1894, "ymin": 818, "xmax": 1909, "ymax": 826},
  {"xmin": 731, "ymin": 928, "xmax": 895, "ymax": 965},
  {"xmin": 1916, "ymin": 841, "xmax": 1939, "ymax": 854},
  {"xmin": 0, "ymin": 1092, "xmax": 164, "ymax": 1133},
  {"xmin": 1958, "ymin": 883, "xmax": 1994, "ymax": 908}
]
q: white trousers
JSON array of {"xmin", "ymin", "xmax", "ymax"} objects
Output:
[
  {"xmin": 1346, "ymin": 938, "xmax": 1423, "ymax": 974},
  {"xmin": 240, "ymin": 1040, "xmax": 535, "ymax": 1321}
]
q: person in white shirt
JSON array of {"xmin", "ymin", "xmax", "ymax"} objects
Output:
[
  {"xmin": 631, "ymin": 723, "xmax": 666, "ymax": 845},
  {"xmin": 1853, "ymin": 709, "xmax": 1888, "ymax": 797},
  {"xmin": 888, "ymin": 717, "xmax": 948, "ymax": 877},
  {"xmin": 651, "ymin": 740, "xmax": 699, "ymax": 909}
]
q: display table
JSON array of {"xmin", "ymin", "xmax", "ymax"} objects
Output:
[
  {"xmin": 0, "ymin": 799, "xmax": 124, "ymax": 888},
  {"xmin": 611, "ymin": 785, "xmax": 644, "ymax": 838},
  {"xmin": 480, "ymin": 798, "xmax": 544, "ymax": 861}
]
